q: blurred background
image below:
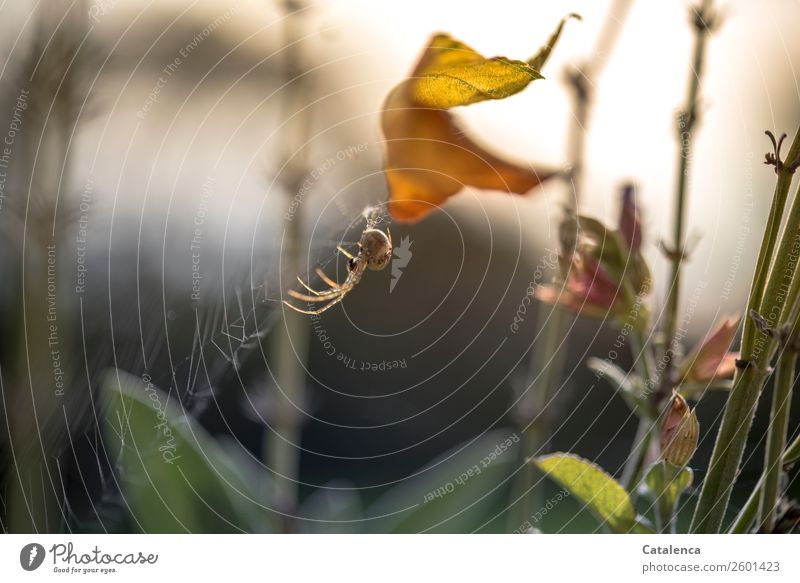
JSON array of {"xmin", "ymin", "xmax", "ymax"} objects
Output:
[{"xmin": 0, "ymin": 0, "xmax": 798, "ymax": 533}]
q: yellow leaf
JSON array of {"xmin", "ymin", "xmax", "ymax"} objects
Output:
[
  {"xmin": 529, "ymin": 12, "xmax": 581, "ymax": 71},
  {"xmin": 411, "ymin": 54, "xmax": 543, "ymax": 109},
  {"xmin": 413, "ymin": 34, "xmax": 486, "ymax": 76},
  {"xmin": 410, "ymin": 13, "xmax": 580, "ymax": 109},
  {"xmin": 382, "ymin": 16, "xmax": 578, "ymax": 223}
]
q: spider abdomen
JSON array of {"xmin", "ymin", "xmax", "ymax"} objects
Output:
[{"xmin": 360, "ymin": 229, "xmax": 392, "ymax": 270}]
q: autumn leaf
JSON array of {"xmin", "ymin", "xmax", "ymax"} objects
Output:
[
  {"xmin": 382, "ymin": 100, "xmax": 553, "ymax": 223},
  {"xmin": 383, "ymin": 14, "xmax": 579, "ymax": 223},
  {"xmin": 410, "ymin": 44, "xmax": 543, "ymax": 109},
  {"xmin": 533, "ymin": 453, "xmax": 653, "ymax": 533}
]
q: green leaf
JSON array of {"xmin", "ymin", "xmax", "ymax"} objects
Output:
[
  {"xmin": 408, "ymin": 15, "xmax": 579, "ymax": 109},
  {"xmin": 680, "ymin": 379, "xmax": 733, "ymax": 400},
  {"xmin": 586, "ymin": 357, "xmax": 645, "ymax": 413},
  {"xmin": 645, "ymin": 462, "xmax": 693, "ymax": 511},
  {"xmin": 785, "ymin": 435, "xmax": 800, "ymax": 465},
  {"xmin": 297, "ymin": 481, "xmax": 363, "ymax": 534},
  {"xmin": 533, "ymin": 453, "xmax": 651, "ymax": 533},
  {"xmin": 366, "ymin": 430, "xmax": 520, "ymax": 533},
  {"xmin": 102, "ymin": 370, "xmax": 278, "ymax": 533}
]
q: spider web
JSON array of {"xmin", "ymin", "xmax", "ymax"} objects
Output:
[{"xmin": 149, "ymin": 204, "xmax": 392, "ymax": 412}]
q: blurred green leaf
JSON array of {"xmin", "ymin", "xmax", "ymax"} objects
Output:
[
  {"xmin": 680, "ymin": 379, "xmax": 733, "ymax": 400},
  {"xmin": 102, "ymin": 370, "xmax": 278, "ymax": 533},
  {"xmin": 586, "ymin": 357, "xmax": 646, "ymax": 414},
  {"xmin": 534, "ymin": 453, "xmax": 652, "ymax": 533},
  {"xmin": 297, "ymin": 481, "xmax": 363, "ymax": 534},
  {"xmin": 644, "ymin": 462, "xmax": 693, "ymax": 512},
  {"xmin": 785, "ymin": 435, "xmax": 800, "ymax": 465},
  {"xmin": 366, "ymin": 430, "xmax": 519, "ymax": 533}
]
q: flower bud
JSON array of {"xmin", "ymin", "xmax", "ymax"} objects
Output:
[
  {"xmin": 681, "ymin": 316, "xmax": 740, "ymax": 383},
  {"xmin": 535, "ymin": 195, "xmax": 652, "ymax": 324},
  {"xmin": 660, "ymin": 391, "xmax": 699, "ymax": 467},
  {"xmin": 618, "ymin": 183, "xmax": 642, "ymax": 252},
  {"xmin": 534, "ymin": 250, "xmax": 622, "ymax": 318}
]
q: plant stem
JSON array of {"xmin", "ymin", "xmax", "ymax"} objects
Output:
[
  {"xmin": 656, "ymin": 463, "xmax": 680, "ymax": 534},
  {"xmin": 690, "ymin": 364, "xmax": 773, "ymax": 532},
  {"xmin": 4, "ymin": 1, "xmax": 88, "ymax": 532},
  {"xmin": 785, "ymin": 431, "xmax": 800, "ymax": 463},
  {"xmin": 621, "ymin": 417, "xmax": 654, "ymax": 490},
  {"xmin": 743, "ymin": 178, "xmax": 795, "ymax": 343},
  {"xmin": 510, "ymin": 4, "xmax": 637, "ymax": 530},
  {"xmin": 512, "ymin": 307, "xmax": 566, "ymax": 529},
  {"xmin": 621, "ymin": 326, "xmax": 658, "ymax": 490},
  {"xmin": 742, "ymin": 129, "xmax": 800, "ymax": 351},
  {"xmin": 661, "ymin": 0, "xmax": 714, "ymax": 395},
  {"xmin": 756, "ymin": 349, "xmax": 796, "ymax": 532},
  {"xmin": 691, "ymin": 129, "xmax": 800, "ymax": 533},
  {"xmin": 729, "ymin": 430, "xmax": 800, "ymax": 533},
  {"xmin": 264, "ymin": 0, "xmax": 311, "ymax": 533},
  {"xmin": 729, "ymin": 475, "xmax": 761, "ymax": 533}
]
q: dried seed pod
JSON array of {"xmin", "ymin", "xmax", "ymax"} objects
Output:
[{"xmin": 661, "ymin": 391, "xmax": 699, "ymax": 467}]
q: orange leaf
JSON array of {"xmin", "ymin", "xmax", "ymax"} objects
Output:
[
  {"xmin": 383, "ymin": 89, "xmax": 554, "ymax": 222},
  {"xmin": 381, "ymin": 20, "xmax": 578, "ymax": 223}
]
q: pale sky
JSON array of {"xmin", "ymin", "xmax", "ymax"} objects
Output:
[{"xmin": 3, "ymin": 0, "xmax": 800, "ymax": 328}]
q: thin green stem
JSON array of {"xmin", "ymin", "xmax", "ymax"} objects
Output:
[
  {"xmin": 743, "ymin": 178, "xmax": 795, "ymax": 344},
  {"xmin": 753, "ymin": 181, "xmax": 800, "ymax": 337},
  {"xmin": 743, "ymin": 130, "xmax": 800, "ymax": 352},
  {"xmin": 264, "ymin": 1, "xmax": 311, "ymax": 533},
  {"xmin": 661, "ymin": 0, "xmax": 713, "ymax": 389},
  {"xmin": 630, "ymin": 316, "xmax": 658, "ymax": 386},
  {"xmin": 511, "ymin": 0, "xmax": 635, "ymax": 533},
  {"xmin": 729, "ymin": 475, "xmax": 761, "ymax": 533},
  {"xmin": 511, "ymin": 3, "xmax": 634, "ymax": 529},
  {"xmin": 756, "ymin": 349, "xmax": 796, "ymax": 532},
  {"xmin": 621, "ymin": 325, "xmax": 658, "ymax": 490},
  {"xmin": 691, "ymin": 133, "xmax": 800, "ymax": 533},
  {"xmin": 512, "ymin": 306, "xmax": 566, "ymax": 530},
  {"xmin": 656, "ymin": 463, "xmax": 680, "ymax": 534},
  {"xmin": 785, "ymin": 431, "xmax": 800, "ymax": 463},
  {"xmin": 729, "ymin": 430, "xmax": 800, "ymax": 533},
  {"xmin": 622, "ymin": 418, "xmax": 654, "ymax": 490},
  {"xmin": 725, "ymin": 134, "xmax": 800, "ymax": 535},
  {"xmin": 691, "ymin": 364, "xmax": 773, "ymax": 532}
]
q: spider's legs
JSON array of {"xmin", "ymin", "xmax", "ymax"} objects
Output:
[
  {"xmin": 337, "ymin": 245, "xmax": 355, "ymax": 260},
  {"xmin": 309, "ymin": 292, "xmax": 349, "ymax": 315},
  {"xmin": 283, "ymin": 260, "xmax": 358, "ymax": 315},
  {"xmin": 315, "ymin": 267, "xmax": 340, "ymax": 289},
  {"xmin": 287, "ymin": 287, "xmax": 342, "ymax": 302},
  {"xmin": 283, "ymin": 289, "xmax": 349, "ymax": 315},
  {"xmin": 295, "ymin": 275, "xmax": 341, "ymax": 298},
  {"xmin": 296, "ymin": 276, "xmax": 325, "ymax": 296}
]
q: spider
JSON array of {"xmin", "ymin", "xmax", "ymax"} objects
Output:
[{"xmin": 283, "ymin": 213, "xmax": 393, "ymax": 315}]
